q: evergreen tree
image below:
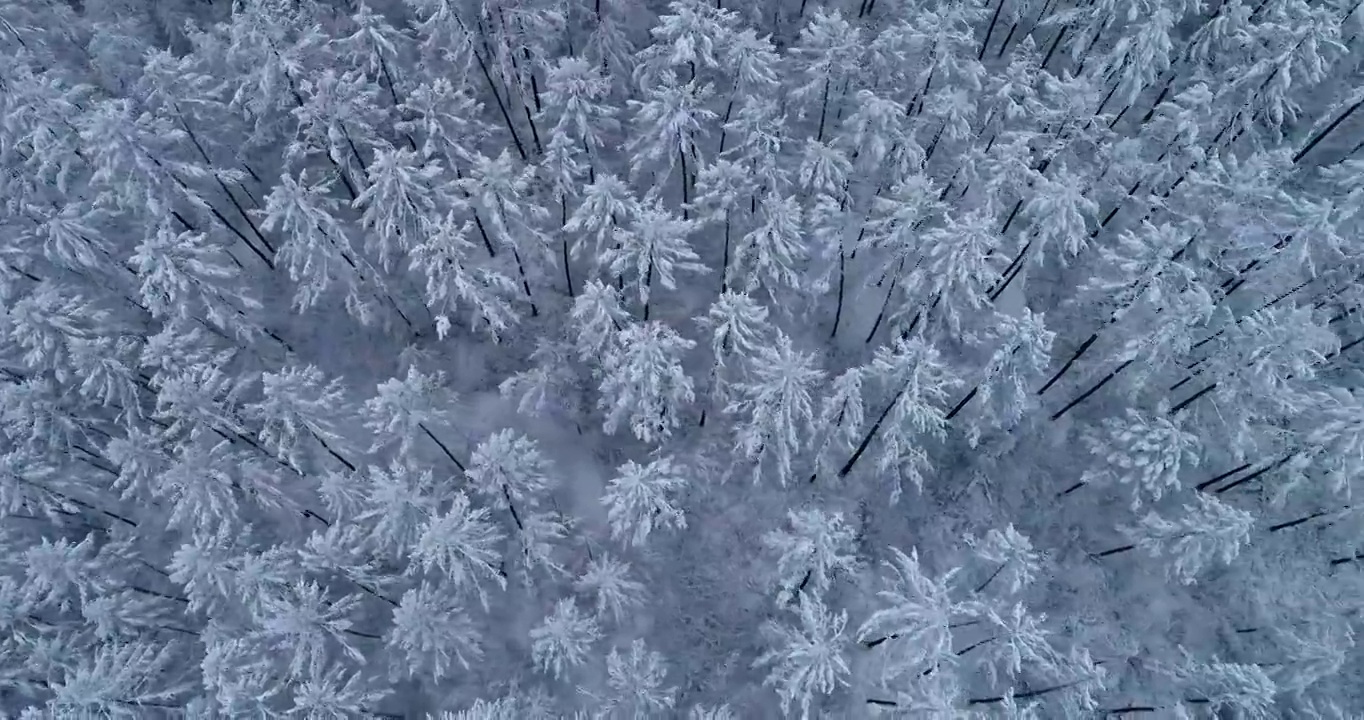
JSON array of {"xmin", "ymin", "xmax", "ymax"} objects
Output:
[
  {"xmin": 414, "ymin": 492, "xmax": 506, "ymax": 606},
  {"xmin": 733, "ymin": 192, "xmax": 806, "ymax": 303},
  {"xmin": 259, "ymin": 170, "xmax": 371, "ymax": 317},
  {"xmin": 754, "ymin": 595, "xmax": 850, "ymax": 719},
  {"xmin": 570, "ymin": 280, "xmax": 629, "ymax": 363},
  {"xmin": 1119, "ymin": 493, "xmax": 1256, "ymax": 585},
  {"xmin": 362, "ymin": 367, "xmax": 465, "ymax": 470},
  {"xmin": 574, "ymin": 554, "xmax": 647, "ymax": 623},
  {"xmin": 626, "ymin": 76, "xmax": 716, "ymax": 209},
  {"xmin": 811, "ymin": 368, "xmax": 865, "ymax": 479},
  {"xmin": 1158, "ymin": 650, "xmax": 1277, "ymax": 718},
  {"xmin": 696, "ymin": 290, "xmax": 771, "ymax": 422},
  {"xmin": 543, "ymin": 57, "xmax": 619, "ymax": 166},
  {"xmin": 861, "ymin": 338, "xmax": 961, "ymax": 500},
  {"xmin": 131, "ymin": 221, "xmax": 263, "ymax": 342},
  {"xmin": 596, "ymin": 639, "xmax": 676, "ymax": 718},
  {"xmin": 1078, "ymin": 408, "xmax": 1203, "ymax": 509},
  {"xmin": 602, "ymin": 456, "xmax": 688, "ymax": 547},
  {"xmin": 902, "ymin": 208, "xmax": 1005, "ymax": 336},
  {"xmin": 597, "ymin": 321, "xmax": 697, "ymax": 443},
  {"xmin": 858, "ymin": 547, "xmax": 975, "ymax": 683},
  {"xmin": 634, "ymin": 0, "xmax": 736, "ymax": 89},
  {"xmin": 762, "ymin": 508, "xmax": 858, "ymax": 605},
  {"xmin": 727, "ymin": 332, "xmax": 823, "ymax": 486},
  {"xmin": 690, "ymin": 158, "xmax": 756, "ymax": 292},
  {"xmin": 1020, "ymin": 166, "xmax": 1100, "ymax": 266},
  {"xmin": 606, "ymin": 200, "xmax": 707, "ymax": 321},
  {"xmin": 409, "ymin": 210, "xmax": 522, "ymax": 341},
  {"xmin": 530, "ymin": 598, "xmax": 602, "ymax": 680},
  {"xmin": 788, "ymin": 10, "xmax": 862, "ymax": 144},
  {"xmin": 353, "ymin": 146, "xmax": 444, "ymax": 272},
  {"xmin": 959, "ymin": 308, "xmax": 1055, "ymax": 446},
  {"xmin": 964, "ymin": 524, "xmax": 1042, "ymax": 596},
  {"xmin": 467, "ymin": 429, "xmax": 557, "ymax": 532},
  {"xmin": 398, "ymin": 78, "xmax": 492, "ymax": 167},
  {"xmin": 566, "ymin": 174, "xmax": 643, "ymax": 272},
  {"xmin": 248, "ymin": 364, "xmax": 354, "ymax": 473}
]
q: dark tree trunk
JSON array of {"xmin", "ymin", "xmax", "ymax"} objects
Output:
[
  {"xmin": 1050, "ymin": 359, "xmax": 1135, "ymax": 421},
  {"xmin": 830, "ymin": 243, "xmax": 846, "ymax": 340},
  {"xmin": 979, "ymin": 0, "xmax": 1005, "ymax": 60},
  {"xmin": 420, "ymin": 422, "xmax": 467, "ymax": 472}
]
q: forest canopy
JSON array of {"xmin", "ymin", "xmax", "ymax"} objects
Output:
[{"xmin": 1, "ymin": 0, "xmax": 1363, "ymax": 716}]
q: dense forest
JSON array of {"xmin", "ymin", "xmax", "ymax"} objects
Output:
[{"xmin": 1, "ymin": 0, "xmax": 1363, "ymax": 716}]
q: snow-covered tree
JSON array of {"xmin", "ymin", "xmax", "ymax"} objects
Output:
[
  {"xmin": 1120, "ymin": 494, "xmax": 1256, "ymax": 584},
  {"xmin": 357, "ymin": 459, "xmax": 442, "ymax": 557},
  {"xmin": 688, "ymin": 705, "xmax": 737, "ymax": 720},
  {"xmin": 788, "ymin": 10, "xmax": 862, "ymax": 143},
  {"xmin": 860, "ymin": 337, "xmax": 961, "ymax": 499},
  {"xmin": 498, "ymin": 339, "xmax": 584, "ymax": 421},
  {"xmin": 722, "ymin": 96, "xmax": 787, "ymax": 196},
  {"xmin": 388, "ymin": 581, "xmax": 483, "ymax": 680},
  {"xmin": 566, "ymin": 174, "xmax": 642, "ymax": 271},
  {"xmin": 414, "ymin": 492, "xmax": 506, "ymax": 604},
  {"xmin": 727, "ymin": 332, "xmax": 823, "ymax": 485},
  {"xmin": 1195, "ymin": 305, "xmax": 1338, "ymax": 432},
  {"xmin": 1021, "ymin": 167, "xmax": 1100, "ymax": 265},
  {"xmin": 249, "ymin": 578, "xmax": 365, "ymax": 679},
  {"xmin": 512, "ymin": 508, "xmax": 572, "ymax": 579},
  {"xmin": 333, "ymin": 2, "xmax": 406, "ymax": 83},
  {"xmin": 977, "ymin": 602, "xmax": 1063, "ymax": 687},
  {"xmin": 696, "ymin": 291, "xmax": 771, "ymax": 408},
  {"xmin": 542, "ymin": 130, "xmax": 588, "ymax": 295},
  {"xmin": 597, "ymin": 639, "xmax": 676, "ymax": 718},
  {"xmin": 410, "ymin": 210, "xmax": 522, "ymax": 341},
  {"xmin": 570, "ymin": 280, "xmax": 629, "ymax": 363},
  {"xmin": 964, "ymin": 524, "xmax": 1042, "ymax": 596},
  {"xmin": 902, "ymin": 207, "xmax": 1005, "ymax": 335},
  {"xmin": 353, "ymin": 146, "xmax": 444, "ymax": 271},
  {"xmin": 131, "ymin": 222, "xmax": 261, "ymax": 340},
  {"xmin": 289, "ymin": 659, "xmax": 389, "ymax": 718},
  {"xmin": 798, "ymin": 140, "xmax": 852, "ymax": 202},
  {"xmin": 602, "ymin": 456, "xmax": 688, "ymax": 547},
  {"xmin": 397, "ymin": 78, "xmax": 490, "ymax": 166},
  {"xmin": 605, "ymin": 200, "xmax": 706, "ymax": 320},
  {"xmin": 41, "ymin": 640, "xmax": 191, "ymax": 717},
  {"xmin": 733, "ymin": 192, "xmax": 805, "ymax": 303},
  {"xmin": 542, "ymin": 57, "xmax": 618, "ymax": 165},
  {"xmin": 690, "ymin": 159, "xmax": 756, "ymax": 291},
  {"xmin": 362, "ymin": 367, "xmax": 464, "ymax": 469},
  {"xmin": 626, "ymin": 76, "xmax": 716, "ymax": 203},
  {"xmin": 598, "ymin": 321, "xmax": 697, "ymax": 443},
  {"xmin": 1078, "ymin": 408, "xmax": 1202, "ymax": 509},
  {"xmin": 838, "ymin": 89, "xmax": 913, "ymax": 175},
  {"xmin": 248, "ymin": 364, "xmax": 353, "ymax": 473},
  {"xmin": 467, "ymin": 430, "xmax": 556, "ymax": 530},
  {"xmin": 458, "ymin": 149, "xmax": 552, "ymax": 305},
  {"xmin": 1159, "ymin": 650, "xmax": 1278, "ymax": 719},
  {"xmin": 859, "ymin": 547, "xmax": 976, "ymax": 683},
  {"xmin": 754, "ymin": 594, "xmax": 850, "ymax": 719},
  {"xmin": 811, "ymin": 368, "xmax": 865, "ymax": 478},
  {"xmin": 574, "ymin": 554, "xmax": 647, "ymax": 623},
  {"xmin": 762, "ymin": 508, "xmax": 858, "ymax": 605},
  {"xmin": 1299, "ymin": 387, "xmax": 1364, "ymax": 498},
  {"xmin": 258, "ymin": 170, "xmax": 367, "ymax": 315},
  {"xmin": 634, "ymin": 0, "xmax": 735, "ymax": 88},
  {"xmin": 530, "ymin": 598, "xmax": 601, "ymax": 680},
  {"xmin": 1078, "ymin": 220, "xmax": 1197, "ymax": 327},
  {"xmin": 961, "ymin": 308, "xmax": 1055, "ymax": 445}
]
